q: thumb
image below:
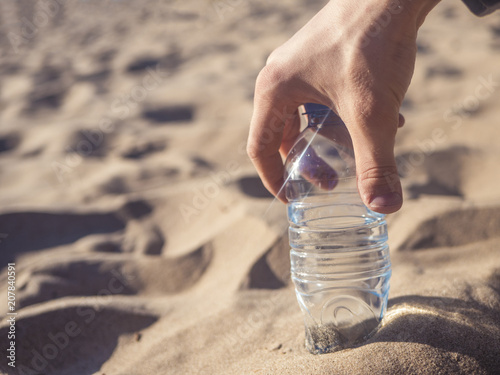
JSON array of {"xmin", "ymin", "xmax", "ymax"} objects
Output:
[{"xmin": 348, "ymin": 113, "xmax": 403, "ymax": 214}]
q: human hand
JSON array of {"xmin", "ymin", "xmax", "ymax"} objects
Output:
[{"xmin": 247, "ymin": 0, "xmax": 440, "ymax": 214}]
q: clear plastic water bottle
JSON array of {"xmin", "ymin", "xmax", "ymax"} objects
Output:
[{"xmin": 284, "ymin": 103, "xmax": 391, "ymax": 354}]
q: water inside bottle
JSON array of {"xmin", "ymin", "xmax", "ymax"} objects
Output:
[
  {"xmin": 285, "ymin": 104, "xmax": 391, "ymax": 354},
  {"xmin": 288, "ymin": 199, "xmax": 391, "ymax": 354}
]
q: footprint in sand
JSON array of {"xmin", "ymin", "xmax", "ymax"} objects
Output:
[
  {"xmin": 126, "ymin": 57, "xmax": 164, "ymax": 73},
  {"xmin": 241, "ymin": 233, "xmax": 290, "ymax": 290},
  {"xmin": 425, "ymin": 64, "xmax": 462, "ymax": 79},
  {"xmin": 142, "ymin": 104, "xmax": 195, "ymax": 124},
  {"xmin": 189, "ymin": 156, "xmax": 215, "ymax": 177},
  {"xmin": 416, "ymin": 40, "xmax": 432, "ymax": 55},
  {"xmin": 489, "ymin": 24, "xmax": 500, "ymax": 50},
  {"xmin": 26, "ymin": 65, "xmax": 72, "ymax": 113},
  {"xmin": 119, "ymin": 199, "xmax": 154, "ymax": 220},
  {"xmin": 15, "ymin": 242, "xmax": 212, "ymax": 308},
  {"xmin": 0, "ymin": 303, "xmax": 158, "ymax": 375},
  {"xmin": 120, "ymin": 139, "xmax": 166, "ymax": 159},
  {"xmin": 76, "ymin": 69, "xmax": 111, "ymax": 94},
  {"xmin": 95, "ymin": 49, "xmax": 117, "ymax": 64},
  {"xmin": 80, "ymin": 27, "xmax": 103, "ymax": 47},
  {"xmin": 122, "ymin": 221, "xmax": 165, "ymax": 255},
  {"xmin": 191, "ymin": 156, "xmax": 214, "ymax": 170},
  {"xmin": 0, "ymin": 210, "xmax": 126, "ymax": 265},
  {"xmin": 99, "ymin": 175, "xmax": 129, "ymax": 195},
  {"xmin": 441, "ymin": 5, "xmax": 458, "ymax": 19},
  {"xmin": 0, "ymin": 131, "xmax": 21, "ymax": 154},
  {"xmin": 400, "ymin": 206, "xmax": 500, "ymax": 250},
  {"xmin": 400, "ymin": 146, "xmax": 475, "ymax": 199},
  {"xmin": 488, "ymin": 268, "xmax": 500, "ymax": 295},
  {"xmin": 237, "ymin": 176, "xmax": 274, "ymax": 199},
  {"xmin": 16, "ymin": 259, "xmax": 138, "ymax": 308},
  {"xmin": 126, "ymin": 47, "xmax": 183, "ymax": 76},
  {"xmin": 2, "ymin": 197, "xmax": 212, "ymax": 308},
  {"xmin": 68, "ymin": 127, "xmax": 111, "ymax": 158},
  {"xmin": 490, "ymin": 24, "xmax": 500, "ymax": 38},
  {"xmin": 0, "ymin": 199, "xmax": 151, "ymax": 265},
  {"xmin": 0, "ymin": 62, "xmax": 21, "ymax": 75}
]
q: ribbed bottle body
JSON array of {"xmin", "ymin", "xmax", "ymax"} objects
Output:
[
  {"xmin": 284, "ymin": 104, "xmax": 391, "ymax": 353},
  {"xmin": 288, "ymin": 198, "xmax": 391, "ymax": 353}
]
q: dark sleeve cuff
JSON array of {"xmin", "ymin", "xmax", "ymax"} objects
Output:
[{"xmin": 461, "ymin": 0, "xmax": 500, "ymax": 16}]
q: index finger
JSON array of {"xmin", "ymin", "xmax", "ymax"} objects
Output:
[{"xmin": 247, "ymin": 95, "xmax": 300, "ymax": 203}]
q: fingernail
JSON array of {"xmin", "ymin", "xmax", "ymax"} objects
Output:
[
  {"xmin": 298, "ymin": 148, "xmax": 339, "ymax": 190},
  {"xmin": 319, "ymin": 178, "xmax": 338, "ymax": 191},
  {"xmin": 370, "ymin": 192, "xmax": 402, "ymax": 208}
]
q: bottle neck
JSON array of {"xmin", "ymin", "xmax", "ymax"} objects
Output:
[
  {"xmin": 307, "ymin": 112, "xmax": 345, "ymax": 127},
  {"xmin": 302, "ymin": 103, "xmax": 345, "ymax": 128}
]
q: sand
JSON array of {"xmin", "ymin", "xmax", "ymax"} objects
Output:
[{"xmin": 0, "ymin": 0, "xmax": 500, "ymax": 374}]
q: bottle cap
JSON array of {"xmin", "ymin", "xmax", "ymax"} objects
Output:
[
  {"xmin": 302, "ymin": 103, "xmax": 344, "ymax": 125},
  {"xmin": 302, "ymin": 103, "xmax": 332, "ymax": 114}
]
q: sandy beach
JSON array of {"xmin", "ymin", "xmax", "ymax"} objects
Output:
[{"xmin": 0, "ymin": 0, "xmax": 500, "ymax": 374}]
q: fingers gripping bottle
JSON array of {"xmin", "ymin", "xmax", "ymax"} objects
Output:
[{"xmin": 284, "ymin": 103, "xmax": 391, "ymax": 354}]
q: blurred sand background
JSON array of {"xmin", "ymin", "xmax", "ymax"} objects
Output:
[{"xmin": 0, "ymin": 0, "xmax": 500, "ymax": 374}]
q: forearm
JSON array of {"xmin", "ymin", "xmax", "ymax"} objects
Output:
[{"xmin": 374, "ymin": 0, "xmax": 442, "ymax": 28}]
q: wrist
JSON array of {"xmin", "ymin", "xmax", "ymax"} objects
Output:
[{"xmin": 402, "ymin": 0, "xmax": 442, "ymax": 27}]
